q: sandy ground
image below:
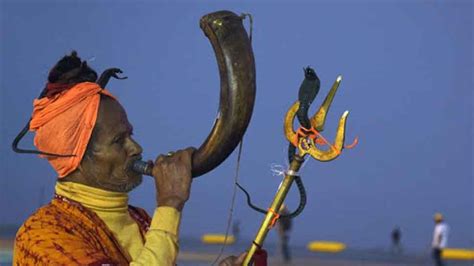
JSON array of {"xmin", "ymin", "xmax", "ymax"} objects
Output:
[
  {"xmin": 2, "ymin": 238, "xmax": 472, "ymax": 266},
  {"xmin": 177, "ymin": 252, "xmax": 425, "ymax": 266}
]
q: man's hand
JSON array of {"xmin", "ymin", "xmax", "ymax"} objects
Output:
[
  {"xmin": 219, "ymin": 252, "xmax": 247, "ymax": 266},
  {"xmin": 152, "ymin": 147, "xmax": 195, "ymax": 211}
]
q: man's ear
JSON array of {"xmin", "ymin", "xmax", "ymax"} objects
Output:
[
  {"xmin": 75, "ymin": 161, "xmax": 89, "ymax": 177},
  {"xmin": 77, "ymin": 154, "xmax": 94, "ymax": 174},
  {"xmin": 74, "ymin": 156, "xmax": 97, "ymax": 185},
  {"xmin": 60, "ymin": 163, "xmax": 88, "ymax": 184},
  {"xmin": 76, "ymin": 163, "xmax": 85, "ymax": 172}
]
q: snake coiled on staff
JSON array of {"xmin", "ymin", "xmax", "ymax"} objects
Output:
[{"xmin": 133, "ymin": 10, "xmax": 256, "ymax": 178}]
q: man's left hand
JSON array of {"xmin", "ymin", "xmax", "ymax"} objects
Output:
[{"xmin": 219, "ymin": 252, "xmax": 247, "ymax": 266}]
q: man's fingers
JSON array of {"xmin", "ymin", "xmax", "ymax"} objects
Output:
[
  {"xmin": 183, "ymin": 146, "xmax": 196, "ymax": 164},
  {"xmin": 185, "ymin": 146, "xmax": 197, "ymax": 154},
  {"xmin": 235, "ymin": 252, "xmax": 248, "ymax": 264},
  {"xmin": 155, "ymin": 154, "xmax": 166, "ymax": 164},
  {"xmin": 218, "ymin": 252, "xmax": 247, "ymax": 266},
  {"xmin": 155, "ymin": 147, "xmax": 196, "ymax": 172},
  {"xmin": 219, "ymin": 256, "xmax": 237, "ymax": 266}
]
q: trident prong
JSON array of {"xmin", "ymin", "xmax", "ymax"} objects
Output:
[
  {"xmin": 283, "ymin": 101, "xmax": 300, "ymax": 146},
  {"xmin": 284, "ymin": 75, "xmax": 352, "ymax": 162},
  {"xmin": 311, "ymin": 75, "xmax": 342, "ymax": 131},
  {"xmin": 301, "ymin": 110, "xmax": 349, "ymax": 161}
]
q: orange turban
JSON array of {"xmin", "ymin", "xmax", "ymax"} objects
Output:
[{"xmin": 29, "ymin": 82, "xmax": 116, "ymax": 178}]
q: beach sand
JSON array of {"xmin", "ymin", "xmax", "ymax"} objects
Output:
[
  {"xmin": 178, "ymin": 251, "xmax": 424, "ymax": 266},
  {"xmin": 2, "ymin": 238, "xmax": 472, "ymax": 266}
]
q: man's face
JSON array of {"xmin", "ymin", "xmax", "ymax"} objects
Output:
[{"xmin": 80, "ymin": 96, "xmax": 143, "ymax": 192}]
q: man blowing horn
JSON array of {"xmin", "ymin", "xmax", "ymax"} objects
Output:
[{"xmin": 13, "ymin": 52, "xmax": 245, "ymax": 265}]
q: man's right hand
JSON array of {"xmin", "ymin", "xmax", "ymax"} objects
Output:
[{"xmin": 152, "ymin": 147, "xmax": 195, "ymax": 211}]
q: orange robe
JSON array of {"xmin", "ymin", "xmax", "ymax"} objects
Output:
[{"xmin": 13, "ymin": 195, "xmax": 150, "ymax": 265}]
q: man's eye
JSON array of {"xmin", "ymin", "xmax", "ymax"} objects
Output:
[{"xmin": 114, "ymin": 137, "xmax": 124, "ymax": 144}]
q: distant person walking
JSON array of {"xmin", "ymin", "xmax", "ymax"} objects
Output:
[
  {"xmin": 391, "ymin": 226, "xmax": 402, "ymax": 254},
  {"xmin": 432, "ymin": 213, "xmax": 449, "ymax": 266},
  {"xmin": 232, "ymin": 220, "xmax": 241, "ymax": 242},
  {"xmin": 277, "ymin": 204, "xmax": 292, "ymax": 263}
]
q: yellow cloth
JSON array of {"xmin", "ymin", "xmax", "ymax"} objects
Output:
[{"xmin": 55, "ymin": 182, "xmax": 181, "ymax": 265}]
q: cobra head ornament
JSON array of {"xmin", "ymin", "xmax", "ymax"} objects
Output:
[{"xmin": 285, "ymin": 74, "xmax": 356, "ymax": 162}]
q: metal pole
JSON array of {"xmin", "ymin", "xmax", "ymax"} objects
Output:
[{"xmin": 243, "ymin": 155, "xmax": 304, "ymax": 265}]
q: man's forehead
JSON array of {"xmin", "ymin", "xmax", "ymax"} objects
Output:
[{"xmin": 96, "ymin": 98, "xmax": 132, "ymax": 134}]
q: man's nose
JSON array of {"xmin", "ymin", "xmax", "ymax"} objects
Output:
[{"xmin": 127, "ymin": 137, "xmax": 143, "ymax": 157}]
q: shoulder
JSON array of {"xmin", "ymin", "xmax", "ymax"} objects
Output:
[
  {"xmin": 15, "ymin": 203, "xmax": 64, "ymax": 239},
  {"xmin": 16, "ymin": 199, "xmax": 93, "ymax": 238},
  {"xmin": 14, "ymin": 201, "xmax": 115, "ymax": 265},
  {"xmin": 15, "ymin": 203, "xmax": 79, "ymax": 253},
  {"xmin": 14, "ymin": 203, "xmax": 68, "ymax": 264}
]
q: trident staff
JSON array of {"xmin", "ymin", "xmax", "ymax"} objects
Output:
[{"xmin": 243, "ymin": 67, "xmax": 357, "ymax": 265}]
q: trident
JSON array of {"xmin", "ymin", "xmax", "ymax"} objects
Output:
[{"xmin": 243, "ymin": 67, "xmax": 357, "ymax": 265}]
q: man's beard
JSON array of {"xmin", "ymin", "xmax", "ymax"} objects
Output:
[
  {"xmin": 94, "ymin": 174, "xmax": 143, "ymax": 193},
  {"xmin": 115, "ymin": 175, "xmax": 143, "ymax": 193}
]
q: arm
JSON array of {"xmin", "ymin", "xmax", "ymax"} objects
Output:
[
  {"xmin": 131, "ymin": 147, "xmax": 244, "ymax": 265},
  {"xmin": 131, "ymin": 148, "xmax": 194, "ymax": 265},
  {"xmin": 130, "ymin": 207, "xmax": 181, "ymax": 265}
]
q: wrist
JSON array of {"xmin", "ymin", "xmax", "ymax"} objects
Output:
[{"xmin": 157, "ymin": 196, "xmax": 186, "ymax": 211}]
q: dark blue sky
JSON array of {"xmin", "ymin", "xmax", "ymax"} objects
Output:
[{"xmin": 1, "ymin": 1, "xmax": 472, "ymax": 251}]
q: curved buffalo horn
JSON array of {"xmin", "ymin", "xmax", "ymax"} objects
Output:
[{"xmin": 132, "ymin": 10, "xmax": 256, "ymax": 178}]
